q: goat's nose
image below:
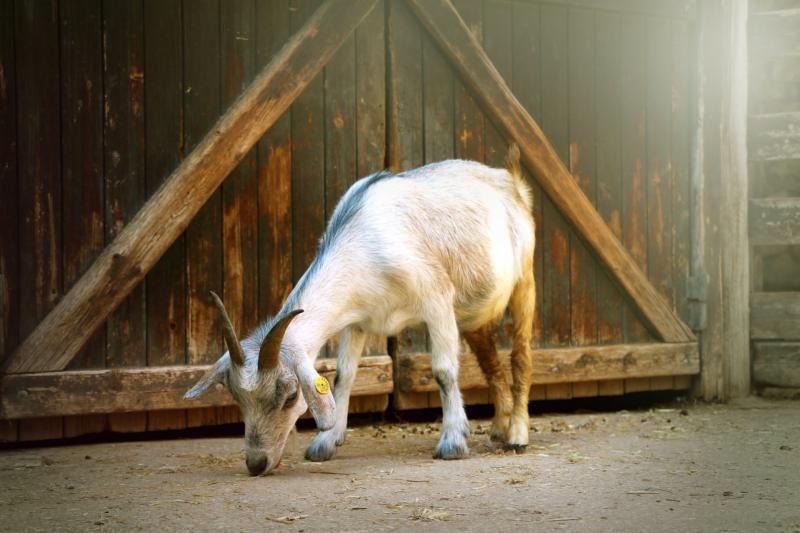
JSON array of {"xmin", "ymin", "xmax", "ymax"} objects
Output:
[{"xmin": 246, "ymin": 454, "xmax": 268, "ymax": 476}]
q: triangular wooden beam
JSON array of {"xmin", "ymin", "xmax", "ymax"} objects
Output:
[
  {"xmin": 3, "ymin": 0, "xmax": 378, "ymax": 374},
  {"xmin": 406, "ymin": 0, "xmax": 695, "ymax": 343}
]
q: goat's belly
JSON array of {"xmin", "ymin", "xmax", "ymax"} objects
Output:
[{"xmin": 454, "ymin": 277, "xmax": 515, "ymax": 332}]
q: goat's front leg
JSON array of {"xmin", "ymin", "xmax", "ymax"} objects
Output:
[
  {"xmin": 305, "ymin": 326, "xmax": 366, "ymax": 462},
  {"xmin": 427, "ymin": 305, "xmax": 470, "ymax": 460}
]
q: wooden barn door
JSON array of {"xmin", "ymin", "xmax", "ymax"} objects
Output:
[{"xmin": 1, "ymin": 0, "xmax": 699, "ymax": 443}]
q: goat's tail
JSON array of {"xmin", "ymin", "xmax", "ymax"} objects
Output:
[{"xmin": 505, "ymin": 143, "xmax": 533, "ymax": 211}]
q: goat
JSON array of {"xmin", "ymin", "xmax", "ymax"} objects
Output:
[{"xmin": 185, "ymin": 145, "xmax": 536, "ymax": 476}]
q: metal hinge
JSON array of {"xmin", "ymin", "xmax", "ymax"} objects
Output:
[{"xmin": 686, "ymin": 274, "xmax": 707, "ymax": 332}]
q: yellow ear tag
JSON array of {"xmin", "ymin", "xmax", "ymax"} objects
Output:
[{"xmin": 315, "ymin": 375, "xmax": 331, "ymax": 395}]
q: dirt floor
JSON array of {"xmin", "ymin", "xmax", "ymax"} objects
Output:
[{"xmin": 1, "ymin": 396, "xmax": 798, "ymax": 532}]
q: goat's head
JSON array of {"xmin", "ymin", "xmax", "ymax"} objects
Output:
[{"xmin": 183, "ymin": 292, "xmax": 334, "ymax": 476}]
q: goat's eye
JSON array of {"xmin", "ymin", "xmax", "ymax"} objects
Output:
[{"xmin": 284, "ymin": 390, "xmax": 298, "ymax": 408}]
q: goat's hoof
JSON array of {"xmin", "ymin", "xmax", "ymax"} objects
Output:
[
  {"xmin": 433, "ymin": 433, "xmax": 469, "ymax": 460},
  {"xmin": 503, "ymin": 443, "xmax": 527, "ymax": 453},
  {"xmin": 489, "ymin": 427, "xmax": 508, "ymax": 443},
  {"xmin": 305, "ymin": 434, "xmax": 338, "ymax": 462}
]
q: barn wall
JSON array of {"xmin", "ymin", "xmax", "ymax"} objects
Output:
[
  {"xmin": 0, "ymin": 0, "xmax": 697, "ymax": 441},
  {"xmin": 748, "ymin": 0, "xmax": 800, "ymax": 395}
]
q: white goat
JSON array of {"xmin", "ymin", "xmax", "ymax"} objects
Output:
[{"xmin": 185, "ymin": 145, "xmax": 536, "ymax": 475}]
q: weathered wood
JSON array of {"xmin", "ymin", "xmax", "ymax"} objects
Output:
[
  {"xmin": 594, "ymin": 11, "xmax": 625, "ymax": 344},
  {"xmin": 751, "ymin": 292, "xmax": 800, "ymax": 340},
  {"xmin": 568, "ymin": 7, "xmax": 598, "ymax": 346},
  {"xmin": 620, "ymin": 12, "xmax": 650, "ymax": 343},
  {"xmin": 720, "ymin": 0, "xmax": 750, "ymax": 398},
  {"xmin": 750, "ymin": 198, "xmax": 800, "ymax": 245},
  {"xmin": 144, "ymin": 0, "xmax": 188, "ymax": 432},
  {"xmin": 291, "ymin": 0, "xmax": 326, "ymax": 289},
  {"xmin": 1, "ymin": 356, "xmax": 392, "ymax": 420},
  {"xmin": 101, "ymin": 0, "xmax": 148, "ymax": 434},
  {"xmin": 222, "ymin": 0, "xmax": 260, "ymax": 342},
  {"xmin": 60, "ymin": 0, "xmax": 106, "ymax": 371},
  {"xmin": 540, "ymin": 4, "xmax": 572, "ymax": 347},
  {"xmin": 671, "ymin": 18, "xmax": 691, "ymax": 323},
  {"xmin": 453, "ymin": 0, "xmax": 485, "ymax": 162},
  {"xmin": 753, "ymin": 342, "xmax": 800, "ymax": 387},
  {"xmin": 184, "ymin": 0, "xmax": 224, "ymax": 429},
  {"xmin": 395, "ymin": 342, "xmax": 699, "ymax": 393},
  {"xmin": 407, "ymin": 0, "xmax": 694, "ymax": 344},
  {"xmin": 750, "ymin": 112, "xmax": 800, "ymax": 161},
  {"xmin": 510, "ymin": 1, "xmax": 545, "ymax": 347},
  {"xmin": 4, "ymin": 0, "xmax": 378, "ymax": 374},
  {"xmin": 387, "ymin": 0, "xmax": 427, "ymax": 359},
  {"xmin": 15, "ymin": 0, "xmax": 65, "ymax": 442},
  {"xmin": 256, "ymin": 0, "xmax": 293, "ymax": 318},
  {"xmin": 646, "ymin": 17, "xmax": 674, "ymax": 303},
  {"xmin": 520, "ymin": 0, "xmax": 696, "ymax": 19},
  {"xmin": 750, "ymin": 9, "xmax": 800, "ymax": 57},
  {"xmin": 0, "ymin": 1, "xmax": 18, "ymax": 442},
  {"xmin": 698, "ymin": 0, "xmax": 726, "ymax": 400}
]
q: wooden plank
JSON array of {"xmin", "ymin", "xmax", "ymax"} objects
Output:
[
  {"xmin": 453, "ymin": 0, "xmax": 484, "ymax": 162},
  {"xmin": 624, "ymin": 378, "xmax": 651, "ymax": 393},
  {"xmin": 394, "ymin": 342, "xmax": 699, "ymax": 393},
  {"xmin": 483, "ymin": 1, "xmax": 514, "ymax": 349},
  {"xmin": 143, "ymin": 0, "xmax": 187, "ymax": 432},
  {"xmin": 750, "ymin": 198, "xmax": 800, "ymax": 245},
  {"xmin": 568, "ymin": 7, "xmax": 598, "ymax": 346},
  {"xmin": 646, "ymin": 16, "xmax": 674, "ymax": 302},
  {"xmin": 184, "ymin": 0, "xmax": 224, "ymax": 429},
  {"xmin": 60, "ymin": 0, "xmax": 106, "ymax": 372},
  {"xmin": 671, "ymin": 18, "xmax": 691, "ymax": 322},
  {"xmin": 597, "ymin": 379, "xmax": 625, "ymax": 396},
  {"xmin": 753, "ymin": 342, "xmax": 800, "ymax": 387},
  {"xmin": 406, "ymin": 0, "xmax": 694, "ymax": 343},
  {"xmin": 619, "ymin": 12, "xmax": 650, "ymax": 344},
  {"xmin": 594, "ymin": 11, "xmax": 625, "ymax": 344},
  {"xmin": 673, "ymin": 374, "xmax": 692, "ymax": 389},
  {"xmin": 750, "ymin": 9, "xmax": 800, "ymax": 58},
  {"xmin": 510, "ymin": 1, "xmax": 545, "ymax": 347},
  {"xmin": 750, "ymin": 112, "xmax": 800, "ymax": 161},
  {"xmin": 291, "ymin": 0, "xmax": 326, "ymax": 291},
  {"xmin": 572, "ymin": 381, "xmax": 599, "ymax": 398},
  {"xmin": 519, "ymin": 0, "xmax": 696, "ymax": 19},
  {"xmin": 324, "ymin": 31, "xmax": 356, "ymax": 218},
  {"xmin": 222, "ymin": 0, "xmax": 260, "ymax": 345},
  {"xmin": 387, "ymin": 0, "xmax": 427, "ymax": 360},
  {"xmin": 355, "ymin": 0, "xmax": 386, "ymax": 178},
  {"xmin": 751, "ymin": 292, "xmax": 800, "ymax": 339},
  {"xmin": 720, "ymin": 0, "xmax": 751, "ymax": 398},
  {"xmin": 355, "ymin": 1, "xmax": 388, "ymax": 358},
  {"xmin": 3, "ymin": 0, "xmax": 378, "ymax": 374},
  {"xmin": 15, "ymin": 0, "xmax": 64, "ymax": 442},
  {"xmin": 0, "ymin": 1, "xmax": 17, "ymax": 442},
  {"xmin": 256, "ymin": 0, "xmax": 293, "ymax": 318},
  {"xmin": 698, "ymin": 0, "xmax": 726, "ymax": 400},
  {"xmin": 1, "ymin": 356, "xmax": 392, "ymax": 420},
  {"xmin": 102, "ymin": 0, "xmax": 147, "ymax": 434},
  {"xmin": 540, "ymin": 3, "xmax": 571, "ymax": 347}
]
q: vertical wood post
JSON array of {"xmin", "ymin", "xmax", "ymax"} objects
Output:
[{"xmin": 697, "ymin": 0, "xmax": 750, "ymax": 399}]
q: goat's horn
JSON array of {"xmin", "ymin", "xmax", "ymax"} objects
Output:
[
  {"xmin": 259, "ymin": 310, "xmax": 303, "ymax": 371},
  {"xmin": 209, "ymin": 291, "xmax": 244, "ymax": 366}
]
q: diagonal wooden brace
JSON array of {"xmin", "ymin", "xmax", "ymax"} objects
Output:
[
  {"xmin": 4, "ymin": 0, "xmax": 378, "ymax": 374},
  {"xmin": 407, "ymin": 0, "xmax": 695, "ymax": 343}
]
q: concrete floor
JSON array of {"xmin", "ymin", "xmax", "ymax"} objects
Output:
[{"xmin": 0, "ymin": 397, "xmax": 798, "ymax": 532}]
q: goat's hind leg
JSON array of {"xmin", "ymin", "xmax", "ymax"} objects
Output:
[
  {"xmin": 506, "ymin": 269, "xmax": 536, "ymax": 451},
  {"xmin": 305, "ymin": 326, "xmax": 366, "ymax": 462},
  {"xmin": 464, "ymin": 325, "xmax": 512, "ymax": 443}
]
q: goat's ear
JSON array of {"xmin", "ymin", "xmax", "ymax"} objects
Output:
[
  {"xmin": 184, "ymin": 356, "xmax": 230, "ymax": 400},
  {"xmin": 294, "ymin": 359, "xmax": 336, "ymax": 430}
]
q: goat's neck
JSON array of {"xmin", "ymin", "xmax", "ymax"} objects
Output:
[{"xmin": 281, "ymin": 257, "xmax": 357, "ymax": 362}]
